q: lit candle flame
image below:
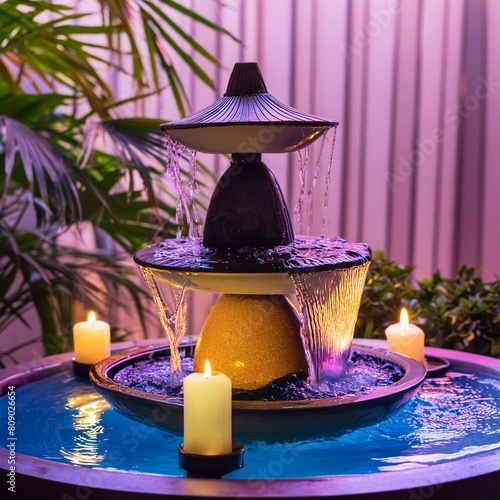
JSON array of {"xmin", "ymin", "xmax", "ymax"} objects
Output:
[
  {"xmin": 204, "ymin": 360, "xmax": 212, "ymax": 377},
  {"xmin": 88, "ymin": 311, "xmax": 96, "ymax": 324},
  {"xmin": 400, "ymin": 308, "xmax": 409, "ymax": 331}
]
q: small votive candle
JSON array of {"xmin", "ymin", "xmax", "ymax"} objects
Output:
[
  {"xmin": 73, "ymin": 311, "xmax": 111, "ymax": 365},
  {"xmin": 183, "ymin": 360, "xmax": 232, "ymax": 456},
  {"xmin": 385, "ymin": 308, "xmax": 425, "ymax": 363}
]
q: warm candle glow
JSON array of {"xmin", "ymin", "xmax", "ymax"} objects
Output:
[
  {"xmin": 183, "ymin": 362, "xmax": 232, "ymax": 455},
  {"xmin": 73, "ymin": 312, "xmax": 110, "ymax": 364},
  {"xmin": 385, "ymin": 307, "xmax": 425, "ymax": 363},
  {"xmin": 400, "ymin": 308, "xmax": 409, "ymax": 331}
]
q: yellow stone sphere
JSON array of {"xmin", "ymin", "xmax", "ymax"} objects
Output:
[{"xmin": 194, "ymin": 294, "xmax": 308, "ymax": 390}]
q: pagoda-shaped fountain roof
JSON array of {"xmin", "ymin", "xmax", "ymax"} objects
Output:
[{"xmin": 160, "ymin": 62, "xmax": 337, "ymax": 153}]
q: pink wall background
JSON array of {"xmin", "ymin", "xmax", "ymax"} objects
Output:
[{"xmin": 151, "ymin": 0, "xmax": 500, "ymax": 282}]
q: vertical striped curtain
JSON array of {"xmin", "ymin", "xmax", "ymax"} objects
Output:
[{"xmin": 155, "ymin": 0, "xmax": 499, "ymax": 284}]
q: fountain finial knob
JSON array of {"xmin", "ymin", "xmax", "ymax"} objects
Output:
[{"xmin": 224, "ymin": 62, "xmax": 268, "ymax": 96}]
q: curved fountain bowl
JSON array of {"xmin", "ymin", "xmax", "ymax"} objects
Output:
[
  {"xmin": 134, "ymin": 236, "xmax": 371, "ymax": 295},
  {"xmin": 90, "ymin": 342, "xmax": 426, "ymax": 441}
]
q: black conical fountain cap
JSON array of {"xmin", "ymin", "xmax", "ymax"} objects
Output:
[
  {"xmin": 202, "ymin": 153, "xmax": 294, "ymax": 249},
  {"xmin": 224, "ymin": 61, "xmax": 268, "ymax": 96},
  {"xmin": 160, "ymin": 62, "xmax": 337, "ymax": 154}
]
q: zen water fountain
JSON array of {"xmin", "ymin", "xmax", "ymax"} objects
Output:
[
  {"xmin": 0, "ymin": 63, "xmax": 499, "ymax": 498},
  {"xmin": 91, "ymin": 62, "xmax": 425, "ymax": 440}
]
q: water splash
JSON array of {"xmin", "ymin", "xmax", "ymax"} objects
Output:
[
  {"xmin": 113, "ymin": 350, "xmax": 404, "ymax": 400},
  {"xmin": 294, "ymin": 144, "xmax": 309, "ymax": 234},
  {"xmin": 291, "ymin": 261, "xmax": 370, "ymax": 385},
  {"xmin": 293, "ymin": 126, "xmax": 338, "ymax": 236},
  {"xmin": 164, "ymin": 134, "xmax": 201, "ymax": 239},
  {"xmin": 135, "ymin": 235, "xmax": 371, "ymax": 272},
  {"xmin": 139, "ymin": 266, "xmax": 189, "ymax": 386},
  {"xmin": 321, "ymin": 127, "xmax": 337, "ymax": 233}
]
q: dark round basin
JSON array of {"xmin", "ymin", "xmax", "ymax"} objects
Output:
[{"xmin": 90, "ymin": 342, "xmax": 426, "ymax": 440}]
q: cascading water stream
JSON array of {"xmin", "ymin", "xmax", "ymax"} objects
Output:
[
  {"xmin": 164, "ymin": 135, "xmax": 201, "ymax": 239},
  {"xmin": 294, "ymin": 143, "xmax": 309, "ymax": 235},
  {"xmin": 293, "ymin": 127, "xmax": 338, "ymax": 236},
  {"xmin": 146, "ymin": 127, "xmax": 364, "ymax": 387},
  {"xmin": 292, "ymin": 261, "xmax": 370, "ymax": 385},
  {"xmin": 139, "ymin": 266, "xmax": 189, "ymax": 386},
  {"xmin": 138, "ymin": 136, "xmax": 202, "ymax": 385},
  {"xmin": 320, "ymin": 127, "xmax": 337, "ymax": 234}
]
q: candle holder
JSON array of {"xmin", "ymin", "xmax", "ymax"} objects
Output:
[
  {"xmin": 178, "ymin": 441, "xmax": 244, "ymax": 478},
  {"xmin": 72, "ymin": 358, "xmax": 94, "ymax": 378},
  {"xmin": 424, "ymin": 355, "xmax": 450, "ymax": 377}
]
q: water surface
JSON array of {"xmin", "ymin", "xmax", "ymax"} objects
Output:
[{"xmin": 1, "ymin": 367, "xmax": 499, "ymax": 479}]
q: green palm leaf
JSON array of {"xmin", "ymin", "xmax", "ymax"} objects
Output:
[
  {"xmin": 0, "ymin": 2, "xmax": 116, "ymax": 116},
  {"xmin": 0, "ymin": 0, "xmax": 234, "ymax": 364},
  {"xmin": 82, "ymin": 118, "xmax": 166, "ymax": 203},
  {"xmin": 98, "ymin": 0, "xmax": 238, "ymax": 114},
  {"xmin": 0, "ymin": 115, "xmax": 80, "ymax": 223}
]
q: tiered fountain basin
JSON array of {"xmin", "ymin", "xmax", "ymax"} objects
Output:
[
  {"xmin": 133, "ymin": 236, "xmax": 370, "ymax": 295},
  {"xmin": 134, "ymin": 233, "xmax": 374, "ymax": 386},
  {"xmin": 1, "ymin": 340, "xmax": 499, "ymax": 499},
  {"xmin": 90, "ymin": 342, "xmax": 425, "ymax": 440},
  {"xmin": 146, "ymin": 63, "xmax": 370, "ymax": 388}
]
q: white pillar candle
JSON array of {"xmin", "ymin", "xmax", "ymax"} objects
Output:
[
  {"xmin": 73, "ymin": 311, "xmax": 111, "ymax": 364},
  {"xmin": 385, "ymin": 308, "xmax": 425, "ymax": 363},
  {"xmin": 183, "ymin": 360, "xmax": 232, "ymax": 456}
]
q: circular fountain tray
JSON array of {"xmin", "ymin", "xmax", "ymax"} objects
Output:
[
  {"xmin": 134, "ymin": 236, "xmax": 371, "ymax": 294},
  {"xmin": 90, "ymin": 342, "xmax": 425, "ymax": 440}
]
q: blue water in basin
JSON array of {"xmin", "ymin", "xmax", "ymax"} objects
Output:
[{"xmin": 1, "ymin": 367, "xmax": 499, "ymax": 479}]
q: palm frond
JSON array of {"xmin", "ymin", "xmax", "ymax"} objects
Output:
[
  {"xmin": 98, "ymin": 0, "xmax": 238, "ymax": 114},
  {"xmin": 82, "ymin": 118, "xmax": 166, "ymax": 204},
  {"xmin": 159, "ymin": 0, "xmax": 238, "ymax": 42},
  {"xmin": 0, "ymin": 115, "xmax": 81, "ymax": 224},
  {"xmin": 0, "ymin": 2, "xmax": 117, "ymax": 116},
  {"xmin": 140, "ymin": 1, "xmax": 216, "ymax": 88},
  {"xmin": 0, "ymin": 224, "xmax": 153, "ymax": 352}
]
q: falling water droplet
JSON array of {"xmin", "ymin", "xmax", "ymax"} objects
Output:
[
  {"xmin": 321, "ymin": 127, "xmax": 337, "ymax": 234},
  {"xmin": 294, "ymin": 145, "xmax": 309, "ymax": 234},
  {"xmin": 293, "ymin": 126, "xmax": 338, "ymax": 236}
]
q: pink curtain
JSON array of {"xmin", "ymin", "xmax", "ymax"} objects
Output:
[{"xmin": 155, "ymin": 0, "xmax": 500, "ymax": 282}]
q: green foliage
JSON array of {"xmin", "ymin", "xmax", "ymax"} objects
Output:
[
  {"xmin": 355, "ymin": 251, "xmax": 500, "ymax": 358},
  {"xmin": 414, "ymin": 267, "xmax": 500, "ymax": 356},
  {"xmin": 0, "ymin": 0, "xmax": 229, "ymax": 365},
  {"xmin": 355, "ymin": 250, "xmax": 415, "ymax": 339}
]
